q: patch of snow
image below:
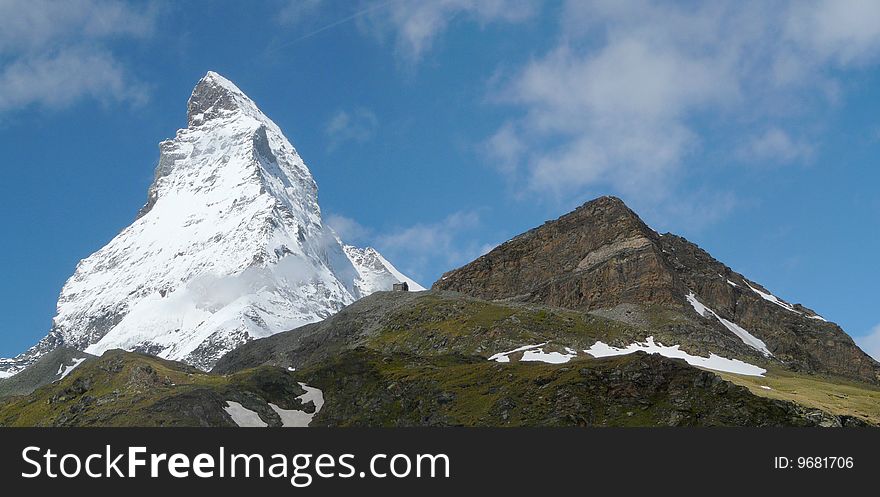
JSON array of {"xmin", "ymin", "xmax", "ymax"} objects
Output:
[
  {"xmin": 727, "ymin": 279, "xmax": 739, "ymax": 288},
  {"xmin": 488, "ymin": 343, "xmax": 548, "ymax": 363},
  {"xmin": 521, "ymin": 347, "xmax": 579, "ymax": 364},
  {"xmin": 686, "ymin": 292, "xmax": 772, "ymax": 357},
  {"xmin": 490, "ymin": 343, "xmax": 580, "ymax": 364},
  {"xmin": 287, "ymin": 367, "xmax": 296, "ymax": 372},
  {"xmin": 739, "ymin": 281, "xmax": 829, "ymax": 323},
  {"xmin": 585, "ymin": 336, "xmax": 767, "ymax": 376},
  {"xmin": 743, "ymin": 281, "xmax": 798, "ymax": 313},
  {"xmin": 225, "ymin": 383, "xmax": 323, "ymax": 428},
  {"xmin": 760, "ymin": 385, "xmax": 772, "ymax": 390},
  {"xmin": 57, "ymin": 358, "xmax": 87, "ymax": 380},
  {"xmin": 269, "ymin": 383, "xmax": 324, "ymax": 427},
  {"xmin": 223, "ymin": 401, "xmax": 268, "ymax": 427},
  {"xmin": 0, "ymin": 370, "xmax": 12, "ymax": 379}
]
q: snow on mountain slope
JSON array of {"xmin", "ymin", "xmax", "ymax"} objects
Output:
[
  {"xmin": 0, "ymin": 71, "xmax": 420, "ymax": 374},
  {"xmin": 343, "ymin": 245, "xmax": 426, "ymax": 295}
]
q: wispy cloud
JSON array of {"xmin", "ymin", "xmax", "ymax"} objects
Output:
[
  {"xmin": 856, "ymin": 323, "xmax": 880, "ymax": 362},
  {"xmin": 277, "ymin": 0, "xmax": 324, "ymax": 26},
  {"xmin": 0, "ymin": 0, "xmax": 156, "ymax": 114},
  {"xmin": 326, "ymin": 209, "xmax": 489, "ymax": 283},
  {"xmin": 739, "ymin": 128, "xmax": 815, "ymax": 166},
  {"xmin": 325, "ymin": 213, "xmax": 372, "ymax": 243},
  {"xmin": 485, "ymin": 0, "xmax": 880, "ymax": 211},
  {"xmin": 0, "ymin": 47, "xmax": 148, "ymax": 112},
  {"xmin": 324, "ymin": 107, "xmax": 379, "ymax": 150},
  {"xmin": 360, "ymin": 0, "xmax": 537, "ymax": 61},
  {"xmin": 375, "ymin": 210, "xmax": 487, "ymax": 281}
]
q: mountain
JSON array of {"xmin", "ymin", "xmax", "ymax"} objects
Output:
[
  {"xmin": 0, "ymin": 347, "xmax": 94, "ymax": 398},
  {"xmin": 0, "ymin": 350, "xmax": 319, "ymax": 427},
  {"xmin": 433, "ymin": 196, "xmax": 880, "ymax": 385},
  {"xmin": 0, "ymin": 71, "xmax": 420, "ymax": 376},
  {"xmin": 212, "ymin": 290, "xmax": 876, "ymax": 427},
  {"xmin": 4, "ymin": 197, "xmax": 879, "ymax": 426},
  {"xmin": 0, "ymin": 299, "xmax": 866, "ymax": 427},
  {"xmin": 211, "ymin": 197, "xmax": 880, "ymax": 426}
]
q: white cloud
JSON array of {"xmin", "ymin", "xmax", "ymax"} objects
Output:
[
  {"xmin": 374, "ymin": 210, "xmax": 485, "ymax": 281},
  {"xmin": 278, "ymin": 0, "xmax": 323, "ymax": 25},
  {"xmin": 325, "ymin": 210, "xmax": 489, "ymax": 283},
  {"xmin": 324, "ymin": 107, "xmax": 379, "ymax": 149},
  {"xmin": 486, "ymin": 0, "xmax": 880, "ymax": 206},
  {"xmin": 740, "ymin": 128, "xmax": 814, "ymax": 165},
  {"xmin": 785, "ymin": 0, "xmax": 880, "ymax": 66},
  {"xmin": 363, "ymin": 0, "xmax": 537, "ymax": 61},
  {"xmin": 0, "ymin": 0, "xmax": 155, "ymax": 113},
  {"xmin": 856, "ymin": 324, "xmax": 880, "ymax": 362},
  {"xmin": 0, "ymin": 47, "xmax": 147, "ymax": 112},
  {"xmin": 485, "ymin": 122, "xmax": 526, "ymax": 174},
  {"xmin": 326, "ymin": 213, "xmax": 371, "ymax": 243},
  {"xmin": 0, "ymin": 0, "xmax": 155, "ymax": 53}
]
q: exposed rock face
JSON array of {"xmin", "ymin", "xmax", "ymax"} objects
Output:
[
  {"xmin": 434, "ymin": 197, "xmax": 680, "ymax": 310},
  {"xmin": 434, "ymin": 196, "xmax": 880, "ymax": 384},
  {"xmin": 658, "ymin": 234, "xmax": 880, "ymax": 384}
]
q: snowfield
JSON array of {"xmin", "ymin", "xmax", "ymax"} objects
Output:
[
  {"xmin": 223, "ymin": 402, "xmax": 268, "ymax": 428},
  {"xmin": 224, "ymin": 382, "xmax": 324, "ymax": 428},
  {"xmin": 488, "ymin": 337, "xmax": 766, "ymax": 376},
  {"xmin": 585, "ymin": 337, "xmax": 766, "ymax": 376},
  {"xmin": 269, "ymin": 383, "xmax": 325, "ymax": 428},
  {"xmin": 489, "ymin": 343, "xmax": 579, "ymax": 364}
]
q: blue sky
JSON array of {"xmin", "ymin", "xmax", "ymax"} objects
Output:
[{"xmin": 1, "ymin": 0, "xmax": 879, "ymax": 359}]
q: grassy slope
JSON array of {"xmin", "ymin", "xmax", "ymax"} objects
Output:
[
  {"xmin": 216, "ymin": 291, "xmax": 878, "ymax": 426},
  {"xmin": 0, "ymin": 351, "xmax": 307, "ymax": 427},
  {"xmin": 4, "ymin": 292, "xmax": 877, "ymax": 427},
  {"xmin": 368, "ymin": 294, "xmax": 636, "ymax": 355},
  {"xmin": 371, "ymin": 294, "xmax": 880, "ymax": 425},
  {"xmin": 719, "ymin": 369, "xmax": 880, "ymax": 425},
  {"xmin": 298, "ymin": 347, "xmax": 855, "ymax": 427}
]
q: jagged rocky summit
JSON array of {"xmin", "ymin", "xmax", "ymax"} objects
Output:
[{"xmin": 0, "ymin": 71, "xmax": 422, "ymax": 374}]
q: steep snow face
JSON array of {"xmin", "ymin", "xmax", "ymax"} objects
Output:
[
  {"xmin": 1, "ymin": 72, "xmax": 419, "ymax": 373},
  {"xmin": 343, "ymin": 245, "xmax": 426, "ymax": 295}
]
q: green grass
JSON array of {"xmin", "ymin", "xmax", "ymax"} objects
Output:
[
  {"xmin": 717, "ymin": 368, "xmax": 880, "ymax": 425},
  {"xmin": 368, "ymin": 295, "xmax": 636, "ymax": 358},
  {"xmin": 0, "ymin": 351, "xmax": 304, "ymax": 427},
  {"xmin": 301, "ymin": 348, "xmax": 824, "ymax": 427}
]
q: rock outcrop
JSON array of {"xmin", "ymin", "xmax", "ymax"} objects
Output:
[{"xmin": 433, "ymin": 196, "xmax": 880, "ymax": 383}]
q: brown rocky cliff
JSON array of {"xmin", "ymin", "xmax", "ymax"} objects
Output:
[
  {"xmin": 433, "ymin": 196, "xmax": 880, "ymax": 384},
  {"xmin": 433, "ymin": 196, "xmax": 686, "ymax": 310},
  {"xmin": 658, "ymin": 233, "xmax": 880, "ymax": 383}
]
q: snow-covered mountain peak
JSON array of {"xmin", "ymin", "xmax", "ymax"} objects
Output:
[
  {"xmin": 188, "ymin": 71, "xmax": 264, "ymax": 126},
  {"xmin": 0, "ymin": 71, "xmax": 421, "ymax": 375}
]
